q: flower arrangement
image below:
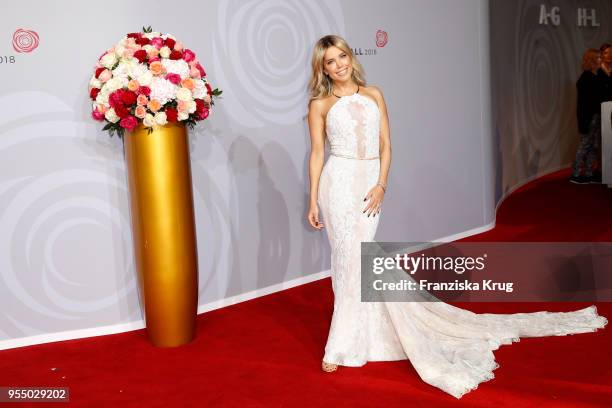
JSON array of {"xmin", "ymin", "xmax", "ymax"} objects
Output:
[{"xmin": 89, "ymin": 26, "xmax": 221, "ymax": 138}]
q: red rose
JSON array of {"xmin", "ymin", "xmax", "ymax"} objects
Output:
[
  {"xmin": 165, "ymin": 73, "xmax": 181, "ymax": 85},
  {"xmin": 164, "ymin": 38, "xmax": 176, "ymax": 49},
  {"xmin": 109, "ymin": 90, "xmax": 125, "ymax": 109},
  {"xmin": 127, "ymin": 32, "xmax": 143, "ymax": 39},
  {"xmin": 95, "ymin": 67, "xmax": 105, "ymax": 78},
  {"xmin": 205, "ymin": 82, "xmax": 212, "ymax": 95},
  {"xmin": 120, "ymin": 115, "xmax": 139, "ymax": 132},
  {"xmin": 166, "ymin": 108, "xmax": 178, "ymax": 122},
  {"xmin": 182, "ymin": 49, "xmax": 196, "ymax": 63},
  {"xmin": 133, "ymin": 49, "xmax": 147, "ymax": 63},
  {"xmin": 135, "ymin": 37, "xmax": 150, "ymax": 46},
  {"xmin": 137, "ymin": 86, "xmax": 151, "ymax": 96},
  {"xmin": 114, "ymin": 104, "xmax": 130, "ymax": 119},
  {"xmin": 195, "ymin": 99, "xmax": 209, "ymax": 120},
  {"xmin": 195, "ymin": 62, "xmax": 206, "ymax": 77},
  {"xmin": 121, "ymin": 91, "xmax": 137, "ymax": 106},
  {"xmin": 169, "ymin": 50, "xmax": 183, "ymax": 60},
  {"xmin": 90, "ymin": 88, "xmax": 100, "ymax": 100}
]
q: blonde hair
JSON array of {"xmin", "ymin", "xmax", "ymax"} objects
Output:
[
  {"xmin": 581, "ymin": 48, "xmax": 600, "ymax": 72},
  {"xmin": 308, "ymin": 35, "xmax": 366, "ymax": 100}
]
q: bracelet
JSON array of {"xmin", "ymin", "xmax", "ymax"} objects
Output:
[{"xmin": 376, "ymin": 182, "xmax": 387, "ymax": 192}]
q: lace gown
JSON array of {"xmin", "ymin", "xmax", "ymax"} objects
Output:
[{"xmin": 316, "ymin": 91, "xmax": 608, "ymax": 399}]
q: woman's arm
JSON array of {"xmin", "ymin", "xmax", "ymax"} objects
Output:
[
  {"xmin": 375, "ymin": 86, "xmax": 392, "ymax": 188},
  {"xmin": 363, "ymin": 86, "xmax": 391, "ymax": 216},
  {"xmin": 307, "ymin": 98, "xmax": 326, "ymax": 229}
]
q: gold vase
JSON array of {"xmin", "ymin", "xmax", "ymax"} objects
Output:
[{"xmin": 123, "ymin": 122, "xmax": 199, "ymax": 347}]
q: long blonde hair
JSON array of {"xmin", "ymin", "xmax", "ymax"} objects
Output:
[{"xmin": 308, "ymin": 35, "xmax": 366, "ymax": 100}]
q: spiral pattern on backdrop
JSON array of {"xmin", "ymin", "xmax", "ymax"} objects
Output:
[
  {"xmin": 0, "ymin": 92, "xmax": 137, "ymax": 336},
  {"xmin": 492, "ymin": 0, "xmax": 612, "ymax": 199},
  {"xmin": 513, "ymin": 1, "xmax": 576, "ymax": 158},
  {"xmin": 212, "ymin": 0, "xmax": 345, "ymax": 127},
  {"xmin": 12, "ymin": 29, "xmax": 40, "ymax": 53}
]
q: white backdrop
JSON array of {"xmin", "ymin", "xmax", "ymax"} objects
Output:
[{"xmin": 0, "ymin": 0, "xmax": 493, "ymax": 347}]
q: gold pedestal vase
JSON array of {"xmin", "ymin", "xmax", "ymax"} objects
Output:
[{"xmin": 123, "ymin": 122, "xmax": 199, "ymax": 347}]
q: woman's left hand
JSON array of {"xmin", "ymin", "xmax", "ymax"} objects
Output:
[{"xmin": 363, "ymin": 185, "xmax": 385, "ymax": 217}]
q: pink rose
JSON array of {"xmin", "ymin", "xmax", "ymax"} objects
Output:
[
  {"xmin": 123, "ymin": 48, "xmax": 135, "ymax": 58},
  {"xmin": 150, "ymin": 37, "xmax": 164, "ymax": 49},
  {"xmin": 148, "ymin": 56, "xmax": 160, "ymax": 63},
  {"xmin": 165, "ymin": 73, "xmax": 181, "ymax": 85},
  {"xmin": 120, "ymin": 115, "xmax": 138, "ymax": 131},
  {"xmin": 182, "ymin": 49, "xmax": 196, "ymax": 63},
  {"xmin": 147, "ymin": 47, "xmax": 159, "ymax": 59},
  {"xmin": 137, "ymin": 94, "xmax": 148, "ymax": 106},
  {"xmin": 98, "ymin": 69, "xmax": 112, "ymax": 83},
  {"xmin": 92, "ymin": 109, "xmax": 105, "ymax": 121},
  {"xmin": 135, "ymin": 105, "xmax": 147, "ymax": 119},
  {"xmin": 177, "ymin": 100, "xmax": 190, "ymax": 112},
  {"xmin": 174, "ymin": 41, "xmax": 184, "ymax": 51},
  {"xmin": 189, "ymin": 66, "xmax": 201, "ymax": 79}
]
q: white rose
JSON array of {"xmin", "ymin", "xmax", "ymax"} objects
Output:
[
  {"xmin": 89, "ymin": 77, "xmax": 102, "ymax": 89},
  {"xmin": 105, "ymin": 108, "xmax": 119, "ymax": 123},
  {"xmin": 154, "ymin": 112, "xmax": 168, "ymax": 126},
  {"xmin": 143, "ymin": 45, "xmax": 155, "ymax": 54},
  {"xmin": 143, "ymin": 113, "xmax": 155, "ymax": 128},
  {"xmin": 149, "ymin": 77, "xmax": 177, "ymax": 105},
  {"xmin": 95, "ymin": 91, "xmax": 109, "ymax": 105},
  {"xmin": 178, "ymin": 111, "xmax": 189, "ymax": 121},
  {"xmin": 162, "ymin": 59, "xmax": 190, "ymax": 79},
  {"xmin": 103, "ymin": 77, "xmax": 124, "ymax": 92},
  {"xmin": 159, "ymin": 46, "xmax": 171, "ymax": 59},
  {"xmin": 176, "ymin": 87, "xmax": 192, "ymax": 102},
  {"xmin": 112, "ymin": 60, "xmax": 130, "ymax": 80},
  {"xmin": 100, "ymin": 52, "xmax": 117, "ymax": 69},
  {"xmin": 186, "ymin": 100, "xmax": 196, "ymax": 114},
  {"xmin": 115, "ymin": 44, "xmax": 125, "ymax": 57},
  {"xmin": 137, "ymin": 71, "xmax": 153, "ymax": 86},
  {"xmin": 192, "ymin": 79, "xmax": 206, "ymax": 99},
  {"xmin": 144, "ymin": 31, "xmax": 161, "ymax": 39}
]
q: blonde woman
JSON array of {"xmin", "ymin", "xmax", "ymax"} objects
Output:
[{"xmin": 307, "ymin": 34, "xmax": 607, "ymax": 398}]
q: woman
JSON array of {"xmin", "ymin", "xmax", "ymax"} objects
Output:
[
  {"xmin": 571, "ymin": 48, "xmax": 602, "ymax": 184},
  {"xmin": 307, "ymin": 35, "xmax": 607, "ymax": 398}
]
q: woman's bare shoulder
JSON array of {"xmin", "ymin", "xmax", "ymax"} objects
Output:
[
  {"xmin": 309, "ymin": 95, "xmax": 336, "ymax": 117},
  {"xmin": 362, "ymin": 85, "xmax": 384, "ymax": 99}
]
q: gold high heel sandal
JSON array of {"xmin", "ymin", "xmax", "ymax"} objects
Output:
[{"xmin": 321, "ymin": 361, "xmax": 338, "ymax": 372}]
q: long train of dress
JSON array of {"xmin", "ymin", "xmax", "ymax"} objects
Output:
[{"xmin": 317, "ymin": 91, "xmax": 608, "ymax": 398}]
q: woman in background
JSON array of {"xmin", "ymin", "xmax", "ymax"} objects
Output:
[{"xmin": 571, "ymin": 48, "xmax": 602, "ymax": 184}]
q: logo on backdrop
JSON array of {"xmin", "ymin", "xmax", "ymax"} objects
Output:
[
  {"xmin": 352, "ymin": 30, "xmax": 388, "ymax": 57},
  {"xmin": 12, "ymin": 29, "xmax": 39, "ymax": 53},
  {"xmin": 376, "ymin": 30, "xmax": 388, "ymax": 48}
]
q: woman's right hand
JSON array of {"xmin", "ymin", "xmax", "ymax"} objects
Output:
[{"xmin": 308, "ymin": 205, "xmax": 324, "ymax": 230}]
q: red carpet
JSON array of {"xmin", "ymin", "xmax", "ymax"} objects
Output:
[{"xmin": 1, "ymin": 169, "xmax": 611, "ymax": 407}]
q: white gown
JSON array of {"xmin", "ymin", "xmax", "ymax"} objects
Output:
[{"xmin": 316, "ymin": 91, "xmax": 608, "ymax": 399}]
